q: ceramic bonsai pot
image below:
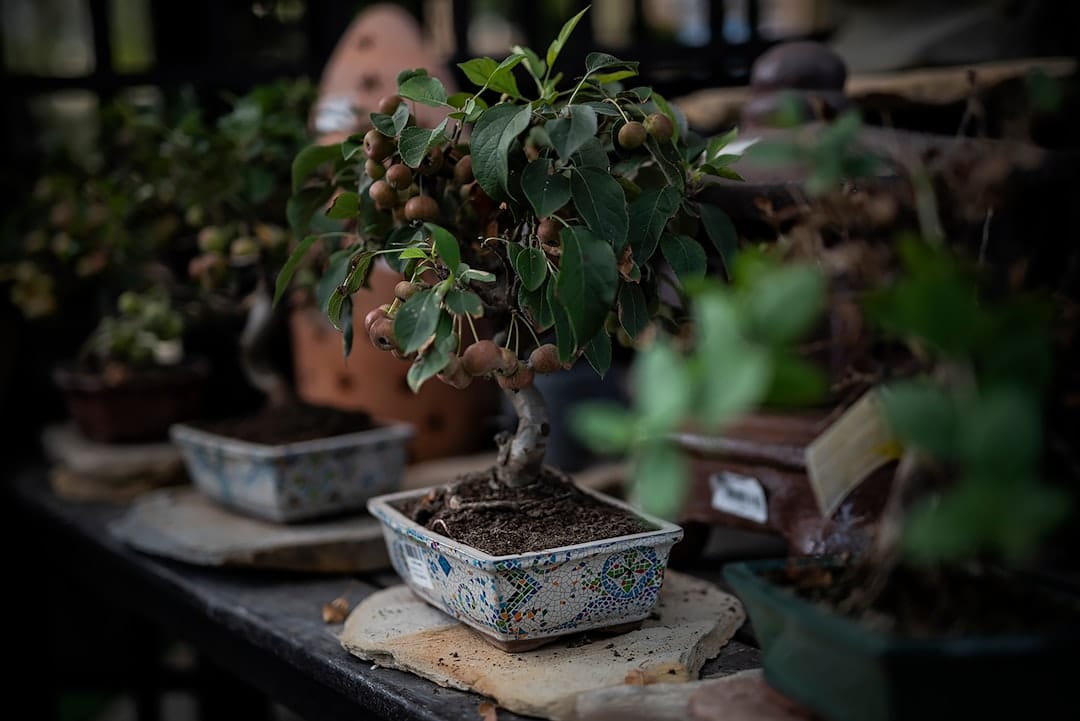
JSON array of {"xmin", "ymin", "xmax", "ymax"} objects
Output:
[
  {"xmin": 367, "ymin": 486, "xmax": 684, "ymax": 651},
  {"xmin": 53, "ymin": 358, "xmax": 210, "ymax": 444},
  {"xmin": 723, "ymin": 557, "xmax": 1080, "ymax": 721},
  {"xmin": 170, "ymin": 421, "xmax": 413, "ymax": 523}
]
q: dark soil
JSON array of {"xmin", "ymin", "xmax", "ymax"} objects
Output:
[
  {"xmin": 190, "ymin": 402, "xmax": 374, "ymax": 445},
  {"xmin": 772, "ymin": 560, "xmax": 1080, "ymax": 638},
  {"xmin": 396, "ymin": 466, "xmax": 657, "ymax": 556}
]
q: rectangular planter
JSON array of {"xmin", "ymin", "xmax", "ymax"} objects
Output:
[
  {"xmin": 368, "ymin": 486, "xmax": 684, "ymax": 648},
  {"xmin": 170, "ymin": 422, "xmax": 414, "ymax": 522},
  {"xmin": 723, "ymin": 558, "xmax": 1080, "ymax": 721}
]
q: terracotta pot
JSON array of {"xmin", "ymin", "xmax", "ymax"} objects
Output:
[
  {"xmin": 674, "ymin": 408, "xmax": 895, "ymax": 558},
  {"xmin": 289, "ymin": 263, "xmax": 500, "ymax": 463},
  {"xmin": 52, "ymin": 359, "xmax": 210, "ymax": 444}
]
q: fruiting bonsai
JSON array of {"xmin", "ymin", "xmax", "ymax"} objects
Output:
[{"xmin": 281, "ymin": 8, "xmax": 741, "ymax": 527}]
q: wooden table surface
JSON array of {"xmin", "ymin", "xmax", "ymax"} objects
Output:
[{"xmin": 7, "ymin": 464, "xmax": 771, "ymax": 721}]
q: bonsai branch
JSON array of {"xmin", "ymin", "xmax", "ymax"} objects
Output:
[
  {"xmin": 240, "ymin": 276, "xmax": 294, "ymax": 409},
  {"xmin": 494, "ymin": 384, "xmax": 550, "ymax": 488}
]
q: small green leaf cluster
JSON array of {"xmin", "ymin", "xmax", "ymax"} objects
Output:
[
  {"xmin": 283, "ymin": 7, "xmax": 744, "ymax": 392},
  {"xmin": 868, "ymin": 239, "xmax": 1067, "ymax": 564},
  {"xmin": 80, "ymin": 289, "xmax": 186, "ymax": 369},
  {"xmin": 572, "ymin": 252, "xmax": 828, "ymax": 519}
]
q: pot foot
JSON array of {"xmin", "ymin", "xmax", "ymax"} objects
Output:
[{"xmin": 476, "ymin": 619, "xmax": 645, "ymax": 653}]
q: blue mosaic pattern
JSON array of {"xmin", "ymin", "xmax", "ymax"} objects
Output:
[
  {"xmin": 371, "ymin": 487, "xmax": 684, "ymax": 643},
  {"xmin": 171, "ymin": 422, "xmax": 414, "ymax": 522}
]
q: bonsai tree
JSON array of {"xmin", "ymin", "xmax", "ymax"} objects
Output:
[{"xmin": 280, "ymin": 8, "xmax": 741, "ymax": 496}]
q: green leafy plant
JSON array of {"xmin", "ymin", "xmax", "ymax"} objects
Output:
[
  {"xmin": 79, "ymin": 288, "xmax": 185, "ymax": 371},
  {"xmin": 281, "ymin": 7, "xmax": 741, "ymax": 489}
]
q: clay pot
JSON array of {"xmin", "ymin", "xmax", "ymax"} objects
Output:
[
  {"xmin": 53, "ymin": 359, "xmax": 210, "ymax": 444},
  {"xmin": 289, "ymin": 262, "xmax": 500, "ymax": 463}
]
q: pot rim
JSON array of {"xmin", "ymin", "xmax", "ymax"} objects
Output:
[
  {"xmin": 367, "ymin": 484, "xmax": 684, "ymax": 570},
  {"xmin": 169, "ymin": 419, "xmax": 414, "ymax": 458},
  {"xmin": 53, "ymin": 356, "xmax": 212, "ymax": 391}
]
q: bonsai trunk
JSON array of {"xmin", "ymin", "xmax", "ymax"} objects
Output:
[
  {"xmin": 240, "ymin": 275, "xmax": 294, "ymax": 409},
  {"xmin": 494, "ymin": 384, "xmax": 550, "ymax": 488}
]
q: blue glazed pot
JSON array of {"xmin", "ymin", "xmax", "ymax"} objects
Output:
[
  {"xmin": 170, "ymin": 421, "xmax": 413, "ymax": 522},
  {"xmin": 368, "ymin": 486, "xmax": 683, "ymax": 648}
]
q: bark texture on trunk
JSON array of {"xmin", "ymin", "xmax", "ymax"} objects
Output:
[
  {"xmin": 495, "ymin": 384, "xmax": 550, "ymax": 488},
  {"xmin": 240, "ymin": 279, "xmax": 293, "ymax": 408}
]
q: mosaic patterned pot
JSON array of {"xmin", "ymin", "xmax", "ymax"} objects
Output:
[
  {"xmin": 170, "ymin": 422, "xmax": 414, "ymax": 523},
  {"xmin": 367, "ymin": 486, "xmax": 684, "ymax": 650}
]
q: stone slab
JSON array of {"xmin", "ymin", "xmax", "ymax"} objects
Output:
[
  {"xmin": 42, "ymin": 422, "xmax": 184, "ymax": 477},
  {"xmin": 109, "ymin": 487, "xmax": 389, "ymax": 573},
  {"xmin": 573, "ymin": 670, "xmax": 815, "ymax": 721},
  {"xmin": 340, "ymin": 571, "xmax": 745, "ymax": 720}
]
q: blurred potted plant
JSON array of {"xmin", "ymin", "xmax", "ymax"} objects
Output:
[{"xmin": 167, "ymin": 78, "xmax": 414, "ymax": 523}]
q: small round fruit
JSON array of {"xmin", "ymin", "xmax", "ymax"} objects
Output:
[
  {"xmin": 364, "ymin": 128, "xmax": 395, "ymax": 162},
  {"xmin": 365, "ymin": 158, "xmax": 386, "ymax": 180},
  {"xmin": 453, "ymin": 154, "xmax": 474, "ymax": 185},
  {"xmin": 496, "ymin": 347, "xmax": 519, "ymax": 376},
  {"xmin": 117, "ymin": 291, "xmax": 142, "ymax": 316},
  {"xmin": 394, "ymin": 280, "xmax": 419, "ymax": 301},
  {"xmin": 376, "ymin": 95, "xmax": 402, "ymax": 114},
  {"xmin": 197, "ymin": 226, "xmax": 227, "ymax": 254},
  {"xmin": 644, "ymin": 113, "xmax": 674, "ymax": 142},
  {"xmin": 528, "ymin": 344, "xmax": 561, "ymax": 374},
  {"xmin": 437, "ymin": 355, "xmax": 473, "ymax": 389},
  {"xmin": 364, "ymin": 306, "xmax": 388, "ymax": 333},
  {"xmin": 497, "ymin": 366, "xmax": 534, "ymax": 391},
  {"xmin": 462, "ymin": 340, "xmax": 501, "ymax": 376},
  {"xmin": 617, "ymin": 121, "xmax": 647, "ymax": 149},
  {"xmin": 369, "ymin": 179, "xmax": 396, "ymax": 209},
  {"xmin": 404, "ymin": 195, "xmax": 439, "ymax": 222},
  {"xmin": 537, "ymin": 217, "xmax": 560, "ymax": 244},
  {"xmin": 386, "ymin": 163, "xmax": 413, "ymax": 190},
  {"xmin": 368, "ymin": 317, "xmax": 397, "ymax": 351},
  {"xmin": 230, "ymin": 237, "xmax": 259, "ymax": 263}
]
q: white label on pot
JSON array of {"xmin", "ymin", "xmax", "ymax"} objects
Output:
[
  {"xmin": 709, "ymin": 471, "xmax": 768, "ymax": 524},
  {"xmin": 402, "ymin": 543, "xmax": 434, "ymax": 590},
  {"xmin": 805, "ymin": 389, "xmax": 902, "ymax": 518}
]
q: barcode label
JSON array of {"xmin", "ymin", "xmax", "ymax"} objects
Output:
[
  {"xmin": 710, "ymin": 471, "xmax": 768, "ymax": 524},
  {"xmin": 402, "ymin": 543, "xmax": 434, "ymax": 589}
]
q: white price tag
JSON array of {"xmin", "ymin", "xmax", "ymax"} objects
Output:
[
  {"xmin": 402, "ymin": 543, "xmax": 434, "ymax": 589},
  {"xmin": 709, "ymin": 471, "xmax": 768, "ymax": 524}
]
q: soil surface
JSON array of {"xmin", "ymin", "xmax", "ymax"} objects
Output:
[
  {"xmin": 773, "ymin": 560, "xmax": 1080, "ymax": 637},
  {"xmin": 397, "ymin": 466, "xmax": 657, "ymax": 556},
  {"xmin": 191, "ymin": 402, "xmax": 374, "ymax": 445}
]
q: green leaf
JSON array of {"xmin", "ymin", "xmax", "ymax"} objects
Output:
[
  {"xmin": 445, "ymin": 288, "xmax": 483, "ymax": 316},
  {"xmin": 628, "ymin": 187, "xmax": 679, "ymax": 261},
  {"xmin": 698, "ymin": 203, "xmax": 738, "ymax": 277},
  {"xmin": 519, "ymin": 280, "xmax": 554, "ymax": 330},
  {"xmin": 880, "ymin": 380, "xmax": 957, "ymax": 459},
  {"xmin": 458, "ymin": 55, "xmax": 524, "ymax": 98},
  {"xmin": 547, "ymin": 6, "xmax": 590, "ymax": 68},
  {"xmin": 398, "ymin": 247, "xmax": 429, "ymax": 260},
  {"xmin": 583, "ymin": 328, "xmax": 612, "ymax": 378},
  {"xmin": 547, "ymin": 279, "xmax": 577, "ymax": 364},
  {"xmin": 342, "ymin": 133, "xmax": 365, "ymax": 161},
  {"xmin": 393, "ymin": 286, "xmax": 447, "ymax": 354},
  {"xmin": 398, "ymin": 69, "xmax": 447, "ymax": 107},
  {"xmin": 406, "ymin": 315, "xmax": 457, "ymax": 392},
  {"xmin": 316, "ymin": 249, "xmax": 352, "ymax": 313},
  {"xmin": 340, "ymin": 250, "xmax": 376, "ymax": 295},
  {"xmin": 370, "ymin": 105, "xmax": 408, "ymax": 137},
  {"xmin": 570, "ymin": 136, "xmax": 609, "ymax": 169},
  {"xmin": 571, "ymin": 401, "xmax": 636, "ymax": 454},
  {"xmin": 326, "ymin": 191, "xmax": 360, "ymax": 220},
  {"xmin": 273, "ymin": 235, "xmax": 317, "ymax": 307},
  {"xmin": 462, "ymin": 267, "xmax": 496, "ymax": 283},
  {"xmin": 585, "ymin": 52, "xmax": 637, "ymax": 75},
  {"xmin": 341, "ymin": 298, "xmax": 355, "ymax": 357},
  {"xmin": 595, "ymin": 68, "xmax": 638, "ymax": 84},
  {"xmin": 691, "ymin": 292, "xmax": 770, "ymax": 425},
  {"xmin": 547, "ymin": 105, "xmax": 597, "ymax": 161},
  {"xmin": 399, "ymin": 120, "xmax": 449, "ymax": 168},
  {"xmin": 471, "ymin": 103, "xmax": 533, "ymax": 201},
  {"xmin": 959, "ymin": 388, "xmax": 1041, "ymax": 477},
  {"xmin": 327, "ymin": 288, "xmax": 347, "ymax": 330},
  {"xmin": 644, "ymin": 136, "xmax": 685, "ymax": 192},
  {"xmin": 286, "ymin": 186, "xmax": 332, "ymax": 236},
  {"xmin": 745, "ymin": 264, "xmax": 826, "ymax": 345},
  {"xmin": 424, "ymin": 222, "xmax": 461, "ymax": 272},
  {"xmin": 291, "ymin": 142, "xmax": 339, "ymax": 192},
  {"xmin": 520, "ymin": 159, "xmax": 570, "ymax": 218},
  {"xmin": 632, "ymin": 442, "xmax": 690, "ymax": 520},
  {"xmin": 660, "ymin": 233, "xmax": 707, "ymax": 284},
  {"xmin": 513, "ymin": 246, "xmax": 548, "ymax": 291},
  {"xmin": 556, "ymin": 226, "xmax": 618, "ymax": 347},
  {"xmin": 617, "ymin": 282, "xmax": 649, "ymax": 338},
  {"xmin": 514, "ymin": 44, "xmax": 546, "ymax": 84},
  {"xmin": 571, "ymin": 168, "xmax": 628, "ymax": 251},
  {"xmin": 633, "ymin": 340, "xmax": 691, "ymax": 431},
  {"xmin": 765, "ymin": 355, "xmax": 828, "ymax": 407}
]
